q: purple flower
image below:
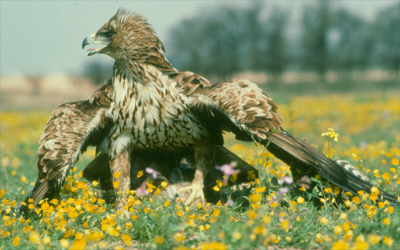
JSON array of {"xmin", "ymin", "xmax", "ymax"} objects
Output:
[
  {"xmin": 278, "ymin": 187, "xmax": 289, "ymax": 195},
  {"xmin": 216, "ymin": 164, "xmax": 238, "ymax": 184},
  {"xmin": 298, "ymin": 175, "xmax": 311, "ymax": 189},
  {"xmin": 136, "ymin": 182, "xmax": 149, "ymax": 196},
  {"xmin": 216, "ymin": 164, "xmax": 238, "ymax": 176},
  {"xmin": 227, "ymin": 199, "xmax": 234, "ymax": 207},
  {"xmin": 146, "ymin": 167, "xmax": 160, "ymax": 179},
  {"xmin": 278, "ymin": 176, "xmax": 293, "ymax": 185}
]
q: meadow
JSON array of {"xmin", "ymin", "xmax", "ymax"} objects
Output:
[{"xmin": 0, "ymin": 89, "xmax": 399, "ymax": 249}]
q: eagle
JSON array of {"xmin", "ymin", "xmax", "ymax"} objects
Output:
[
  {"xmin": 16, "ymin": 75, "xmax": 256, "ymax": 217},
  {"xmin": 79, "ymin": 9, "xmax": 398, "ymax": 206},
  {"xmin": 12, "ymin": 8, "xmax": 398, "ymax": 217}
]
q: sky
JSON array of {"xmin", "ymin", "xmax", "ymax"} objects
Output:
[{"xmin": 0, "ymin": 1, "xmax": 397, "ymax": 76}]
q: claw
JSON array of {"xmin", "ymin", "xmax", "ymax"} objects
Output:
[{"xmin": 177, "ymin": 170, "xmax": 205, "ymax": 206}]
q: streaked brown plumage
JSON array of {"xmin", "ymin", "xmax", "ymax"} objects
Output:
[
  {"xmin": 12, "ymin": 8, "xmax": 398, "ymax": 217},
  {"xmin": 80, "ymin": 9, "xmax": 398, "ymax": 205}
]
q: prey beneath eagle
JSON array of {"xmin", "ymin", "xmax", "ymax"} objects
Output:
[{"xmin": 10, "ymin": 8, "xmax": 399, "ymax": 217}]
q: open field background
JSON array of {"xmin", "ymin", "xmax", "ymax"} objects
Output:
[
  {"xmin": 0, "ymin": 80, "xmax": 399, "ymax": 249},
  {"xmin": 1, "ymin": 1, "xmax": 399, "ymax": 249}
]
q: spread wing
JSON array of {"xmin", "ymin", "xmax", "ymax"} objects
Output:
[
  {"xmin": 186, "ymin": 79, "xmax": 398, "ymax": 203},
  {"xmin": 188, "ymin": 79, "xmax": 283, "ymax": 142},
  {"xmin": 20, "ymin": 79, "xmax": 113, "ymax": 216}
]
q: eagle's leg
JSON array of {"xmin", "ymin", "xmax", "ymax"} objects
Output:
[
  {"xmin": 109, "ymin": 151, "xmax": 131, "ymax": 210},
  {"xmin": 177, "ymin": 139, "xmax": 215, "ymax": 206}
]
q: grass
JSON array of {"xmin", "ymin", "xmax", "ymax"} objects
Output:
[{"xmin": 0, "ymin": 90, "xmax": 399, "ymax": 249}]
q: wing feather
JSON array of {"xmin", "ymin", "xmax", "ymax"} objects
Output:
[
  {"xmin": 20, "ymin": 79, "xmax": 113, "ymax": 216},
  {"xmin": 187, "ymin": 79, "xmax": 283, "ymax": 142}
]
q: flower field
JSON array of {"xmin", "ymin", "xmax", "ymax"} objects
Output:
[{"xmin": 0, "ymin": 91, "xmax": 399, "ymax": 249}]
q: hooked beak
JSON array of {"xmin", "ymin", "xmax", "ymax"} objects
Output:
[{"xmin": 82, "ymin": 33, "xmax": 109, "ymax": 56}]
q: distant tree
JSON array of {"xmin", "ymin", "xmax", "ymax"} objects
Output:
[
  {"xmin": 329, "ymin": 9, "xmax": 374, "ymax": 80},
  {"xmin": 261, "ymin": 8, "xmax": 288, "ymax": 82},
  {"xmin": 373, "ymin": 3, "xmax": 400, "ymax": 76},
  {"xmin": 300, "ymin": 0, "xmax": 329, "ymax": 82},
  {"xmin": 83, "ymin": 61, "xmax": 113, "ymax": 85},
  {"xmin": 167, "ymin": 4, "xmax": 287, "ymax": 81}
]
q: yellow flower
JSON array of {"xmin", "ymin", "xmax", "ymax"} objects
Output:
[
  {"xmin": 164, "ymin": 200, "xmax": 170, "ymax": 207},
  {"xmin": 370, "ymin": 186, "xmax": 379, "ymax": 194},
  {"xmin": 280, "ymin": 219, "xmax": 289, "ymax": 232},
  {"xmin": 248, "ymin": 209, "xmax": 257, "ymax": 220},
  {"xmin": 382, "ymin": 172, "xmax": 390, "ymax": 180},
  {"xmin": 137, "ymin": 170, "xmax": 143, "ymax": 178},
  {"xmin": 333, "ymin": 225, "xmax": 343, "ymax": 235},
  {"xmin": 344, "ymin": 230, "xmax": 353, "ymax": 241},
  {"xmin": 320, "ymin": 217, "xmax": 329, "ymax": 226},
  {"xmin": 113, "ymin": 181, "xmax": 119, "ymax": 188},
  {"xmin": 121, "ymin": 233, "xmax": 131, "ymax": 246},
  {"xmin": 71, "ymin": 238, "xmax": 87, "ymax": 250},
  {"xmin": 392, "ymin": 158, "xmax": 399, "ymax": 165},
  {"xmin": 232, "ymin": 232, "xmax": 242, "ymax": 240},
  {"xmin": 155, "ymin": 236, "xmax": 164, "ymax": 244},
  {"xmin": 297, "ymin": 197, "xmax": 304, "ymax": 204},
  {"xmin": 21, "ymin": 176, "xmax": 28, "ymax": 184},
  {"xmin": 316, "ymin": 233, "xmax": 323, "ymax": 243},
  {"xmin": 332, "ymin": 240, "xmax": 348, "ymax": 250},
  {"xmin": 368, "ymin": 234, "xmax": 380, "ymax": 245},
  {"xmin": 200, "ymin": 242, "xmax": 227, "ymax": 250},
  {"xmin": 253, "ymin": 226, "xmax": 267, "ymax": 235},
  {"xmin": 383, "ymin": 236, "xmax": 393, "ymax": 247},
  {"xmin": 352, "ymin": 196, "xmax": 360, "ymax": 205},
  {"xmin": 60, "ymin": 239, "xmax": 70, "ymax": 248},
  {"xmin": 173, "ymin": 232, "xmax": 185, "ymax": 243},
  {"xmin": 296, "ymin": 216, "xmax": 301, "ymax": 222},
  {"xmin": 29, "ymin": 232, "xmax": 40, "ymax": 244},
  {"xmin": 369, "ymin": 193, "xmax": 378, "ymax": 201},
  {"xmin": 113, "ymin": 172, "xmax": 121, "ymax": 178},
  {"xmin": 324, "ymin": 188, "xmax": 332, "ymax": 194},
  {"xmin": 161, "ymin": 181, "xmax": 168, "ymax": 188},
  {"xmin": 254, "ymin": 186, "xmax": 266, "ymax": 193},
  {"xmin": 12, "ymin": 236, "xmax": 20, "ymax": 247},
  {"xmin": 321, "ymin": 128, "xmax": 339, "ymax": 142},
  {"xmin": 212, "ymin": 208, "xmax": 220, "ymax": 217},
  {"xmin": 270, "ymin": 200, "xmax": 279, "ymax": 207},
  {"xmin": 263, "ymin": 215, "xmax": 271, "ymax": 224},
  {"xmin": 176, "ymin": 210, "xmax": 184, "ymax": 217},
  {"xmin": 382, "ymin": 218, "xmax": 390, "ymax": 225}
]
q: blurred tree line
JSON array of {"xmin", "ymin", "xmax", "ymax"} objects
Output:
[
  {"xmin": 167, "ymin": 2, "xmax": 399, "ymax": 82},
  {"xmin": 83, "ymin": 2, "xmax": 399, "ymax": 84}
]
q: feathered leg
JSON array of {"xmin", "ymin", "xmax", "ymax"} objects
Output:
[
  {"xmin": 109, "ymin": 151, "xmax": 131, "ymax": 209},
  {"xmin": 177, "ymin": 139, "xmax": 216, "ymax": 206}
]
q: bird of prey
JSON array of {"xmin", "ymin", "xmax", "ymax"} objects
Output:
[
  {"xmin": 12, "ymin": 8, "xmax": 398, "ymax": 217},
  {"xmin": 80, "ymin": 8, "xmax": 398, "ymax": 206},
  {"xmin": 16, "ymin": 75, "xmax": 256, "ymax": 217}
]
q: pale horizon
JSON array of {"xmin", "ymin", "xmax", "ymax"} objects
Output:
[{"xmin": 0, "ymin": 1, "xmax": 396, "ymax": 76}]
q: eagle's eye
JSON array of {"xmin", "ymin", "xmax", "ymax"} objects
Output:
[{"xmin": 101, "ymin": 31, "xmax": 114, "ymax": 39}]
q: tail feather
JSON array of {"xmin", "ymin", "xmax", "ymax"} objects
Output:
[{"xmin": 266, "ymin": 129, "xmax": 399, "ymax": 203}]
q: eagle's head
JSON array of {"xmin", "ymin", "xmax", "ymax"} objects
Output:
[{"xmin": 82, "ymin": 9, "xmax": 165, "ymax": 62}]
